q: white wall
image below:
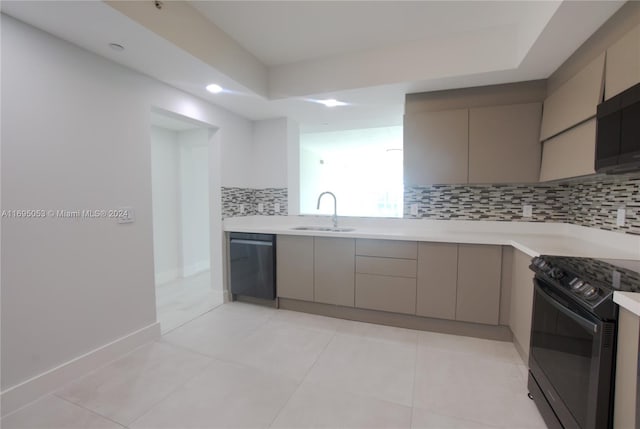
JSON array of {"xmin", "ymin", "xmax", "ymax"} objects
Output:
[
  {"xmin": 1, "ymin": 15, "xmax": 253, "ymax": 395},
  {"xmin": 287, "ymin": 118, "xmax": 301, "ymax": 215},
  {"xmin": 179, "ymin": 129, "xmax": 210, "ymax": 276},
  {"xmin": 151, "ymin": 126, "xmax": 181, "ymax": 283},
  {"xmin": 252, "ymin": 118, "xmax": 289, "ymax": 188},
  {"xmin": 221, "ymin": 120, "xmax": 254, "ymax": 188}
]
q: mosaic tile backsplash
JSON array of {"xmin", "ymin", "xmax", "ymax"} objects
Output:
[
  {"xmin": 564, "ymin": 178, "xmax": 640, "ymax": 234},
  {"xmin": 222, "ymin": 187, "xmax": 287, "ymax": 219},
  {"xmin": 221, "ymin": 177, "xmax": 639, "ymax": 235},
  {"xmin": 404, "ymin": 176, "xmax": 640, "ymax": 235}
]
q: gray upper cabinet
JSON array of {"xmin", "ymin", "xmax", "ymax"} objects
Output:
[
  {"xmin": 456, "ymin": 244, "xmax": 502, "ymax": 325},
  {"xmin": 403, "ymin": 108, "xmax": 469, "ymax": 185},
  {"xmin": 605, "ymin": 24, "xmax": 640, "ymax": 100},
  {"xmin": 468, "ymin": 103, "xmax": 542, "ymax": 184},
  {"xmin": 540, "ymin": 53, "xmax": 605, "ymax": 141},
  {"xmin": 277, "ymin": 235, "xmax": 314, "ymax": 301},
  {"xmin": 416, "ymin": 242, "xmax": 458, "ymax": 320},
  {"xmin": 314, "ymin": 237, "xmax": 355, "ymax": 307},
  {"xmin": 539, "ymin": 119, "xmax": 596, "ymax": 181}
]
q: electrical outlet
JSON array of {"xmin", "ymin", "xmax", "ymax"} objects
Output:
[
  {"xmin": 617, "ymin": 207, "xmax": 626, "ymax": 226},
  {"xmin": 257, "ymin": 203, "xmax": 264, "ymax": 213},
  {"xmin": 523, "ymin": 205, "xmax": 533, "ymax": 218},
  {"xmin": 239, "ymin": 204, "xmax": 245, "ymax": 214},
  {"xmin": 274, "ymin": 203, "xmax": 280, "ymax": 213},
  {"xmin": 410, "ymin": 204, "xmax": 418, "ymax": 216}
]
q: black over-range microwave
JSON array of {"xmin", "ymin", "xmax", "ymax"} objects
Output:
[{"xmin": 596, "ymin": 81, "xmax": 640, "ymax": 174}]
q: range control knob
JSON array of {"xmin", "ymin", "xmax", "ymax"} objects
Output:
[
  {"xmin": 569, "ymin": 278, "xmax": 585, "ymax": 290},
  {"xmin": 549, "ymin": 268, "xmax": 565, "ymax": 279},
  {"xmin": 532, "ymin": 257, "xmax": 547, "ymax": 269},
  {"xmin": 580, "ymin": 284, "xmax": 598, "ymax": 300}
]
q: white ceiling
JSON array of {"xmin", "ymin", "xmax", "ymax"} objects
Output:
[
  {"xmin": 190, "ymin": 1, "xmax": 555, "ymax": 67},
  {"xmin": 1, "ymin": 1, "xmax": 626, "ymax": 132}
]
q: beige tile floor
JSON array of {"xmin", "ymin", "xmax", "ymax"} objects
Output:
[
  {"xmin": 2, "ymin": 302, "xmax": 546, "ymax": 429},
  {"xmin": 155, "ymin": 271, "xmax": 224, "ymax": 334}
]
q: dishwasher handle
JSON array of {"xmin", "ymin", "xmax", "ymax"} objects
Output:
[{"xmin": 230, "ymin": 239, "xmax": 273, "ymax": 247}]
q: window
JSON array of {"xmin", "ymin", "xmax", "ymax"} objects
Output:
[{"xmin": 300, "ymin": 126, "xmax": 403, "ymax": 218}]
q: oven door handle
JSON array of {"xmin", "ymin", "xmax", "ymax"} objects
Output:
[{"xmin": 534, "ymin": 281, "xmax": 600, "ymax": 334}]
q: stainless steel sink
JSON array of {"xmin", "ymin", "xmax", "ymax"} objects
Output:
[{"xmin": 290, "ymin": 226, "xmax": 355, "ymax": 232}]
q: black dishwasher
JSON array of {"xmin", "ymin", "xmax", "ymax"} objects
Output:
[{"xmin": 229, "ymin": 232, "xmax": 276, "ymax": 300}]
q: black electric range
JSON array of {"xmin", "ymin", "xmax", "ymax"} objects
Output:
[{"xmin": 527, "ymin": 255, "xmax": 640, "ymax": 429}]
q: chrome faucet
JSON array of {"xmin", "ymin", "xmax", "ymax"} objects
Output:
[{"xmin": 317, "ymin": 191, "xmax": 338, "ymax": 228}]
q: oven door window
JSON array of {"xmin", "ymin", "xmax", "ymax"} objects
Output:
[{"xmin": 530, "ymin": 281, "xmax": 600, "ymax": 428}]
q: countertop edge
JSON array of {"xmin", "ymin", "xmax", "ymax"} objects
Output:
[
  {"xmin": 614, "ymin": 292, "xmax": 640, "ymax": 317},
  {"xmin": 223, "ymin": 217, "xmax": 640, "ymax": 260}
]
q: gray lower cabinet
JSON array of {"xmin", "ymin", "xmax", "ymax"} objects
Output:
[
  {"xmin": 354, "ymin": 239, "xmax": 417, "ymax": 314},
  {"xmin": 276, "ymin": 235, "xmax": 504, "ymax": 326},
  {"xmin": 314, "ymin": 237, "xmax": 355, "ymax": 306},
  {"xmin": 456, "ymin": 244, "xmax": 502, "ymax": 325},
  {"xmin": 355, "ymin": 273, "xmax": 416, "ymax": 314},
  {"xmin": 416, "ymin": 242, "xmax": 458, "ymax": 320},
  {"xmin": 276, "ymin": 235, "xmax": 314, "ymax": 301},
  {"xmin": 508, "ymin": 249, "xmax": 536, "ymax": 360}
]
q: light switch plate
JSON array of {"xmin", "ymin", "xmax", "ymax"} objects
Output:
[
  {"xmin": 239, "ymin": 204, "xmax": 245, "ymax": 214},
  {"xmin": 523, "ymin": 205, "xmax": 533, "ymax": 218},
  {"xmin": 274, "ymin": 203, "xmax": 280, "ymax": 213},
  {"xmin": 617, "ymin": 208, "xmax": 626, "ymax": 226},
  {"xmin": 257, "ymin": 203, "xmax": 264, "ymax": 213},
  {"xmin": 410, "ymin": 204, "xmax": 418, "ymax": 216}
]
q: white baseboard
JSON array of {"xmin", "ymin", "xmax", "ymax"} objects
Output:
[
  {"xmin": 0, "ymin": 322, "xmax": 161, "ymax": 417},
  {"xmin": 155, "ymin": 269, "xmax": 179, "ymax": 285},
  {"xmin": 182, "ymin": 260, "xmax": 210, "ymax": 277}
]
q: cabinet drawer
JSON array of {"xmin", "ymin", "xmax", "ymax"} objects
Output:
[
  {"xmin": 356, "ymin": 256, "xmax": 416, "ymax": 278},
  {"xmin": 355, "ymin": 273, "xmax": 416, "ymax": 315},
  {"xmin": 355, "ymin": 239, "xmax": 417, "ymax": 259}
]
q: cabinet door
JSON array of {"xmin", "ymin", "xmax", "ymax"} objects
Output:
[
  {"xmin": 540, "ymin": 53, "xmax": 605, "ymax": 141},
  {"xmin": 416, "ymin": 242, "xmax": 458, "ymax": 320},
  {"xmin": 469, "ymin": 103, "xmax": 542, "ymax": 183},
  {"xmin": 508, "ymin": 249, "xmax": 536, "ymax": 362},
  {"xmin": 314, "ymin": 237, "xmax": 355, "ymax": 306},
  {"xmin": 456, "ymin": 245, "xmax": 502, "ymax": 325},
  {"xmin": 404, "ymin": 109, "xmax": 469, "ymax": 185},
  {"xmin": 539, "ymin": 119, "xmax": 596, "ymax": 181},
  {"xmin": 277, "ymin": 235, "xmax": 314, "ymax": 301},
  {"xmin": 605, "ymin": 24, "xmax": 640, "ymax": 100}
]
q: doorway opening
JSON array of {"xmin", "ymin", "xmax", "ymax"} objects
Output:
[{"xmin": 150, "ymin": 111, "xmax": 222, "ymax": 333}]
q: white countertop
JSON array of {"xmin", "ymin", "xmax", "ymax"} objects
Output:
[
  {"xmin": 614, "ymin": 292, "xmax": 640, "ymax": 317},
  {"xmin": 225, "ymin": 215, "xmax": 640, "ymax": 316},
  {"xmin": 224, "ymin": 215, "xmax": 640, "ymax": 259}
]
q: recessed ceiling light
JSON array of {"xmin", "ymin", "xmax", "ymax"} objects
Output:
[
  {"xmin": 108, "ymin": 43, "xmax": 124, "ymax": 52},
  {"xmin": 317, "ymin": 99, "xmax": 347, "ymax": 107},
  {"xmin": 206, "ymin": 84, "xmax": 223, "ymax": 94}
]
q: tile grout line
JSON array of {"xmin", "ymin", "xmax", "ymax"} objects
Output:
[
  {"xmin": 266, "ymin": 324, "xmax": 339, "ymax": 428},
  {"xmin": 54, "ymin": 394, "xmax": 128, "ymax": 429},
  {"xmin": 409, "ymin": 336, "xmax": 419, "ymax": 429},
  {"xmin": 125, "ymin": 357, "xmax": 220, "ymax": 428},
  {"xmin": 159, "ymin": 300, "xmax": 225, "ymax": 335}
]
